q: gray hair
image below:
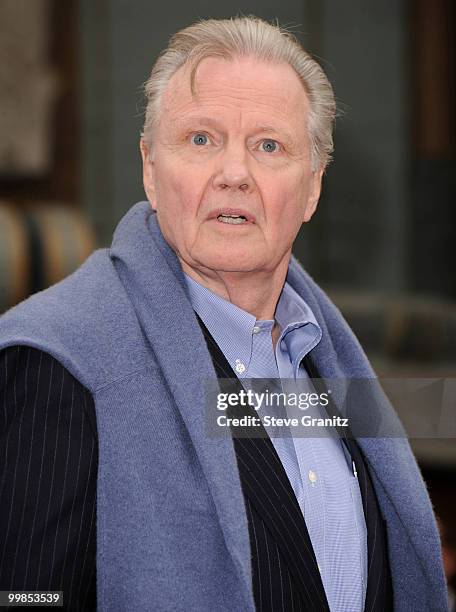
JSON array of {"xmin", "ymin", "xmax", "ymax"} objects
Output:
[{"xmin": 142, "ymin": 16, "xmax": 336, "ymax": 170}]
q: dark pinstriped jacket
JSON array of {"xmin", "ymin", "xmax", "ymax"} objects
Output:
[{"xmin": 0, "ymin": 347, "xmax": 97, "ymax": 610}]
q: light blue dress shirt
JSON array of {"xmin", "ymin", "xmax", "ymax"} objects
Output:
[{"xmin": 185, "ymin": 274, "xmax": 367, "ymax": 612}]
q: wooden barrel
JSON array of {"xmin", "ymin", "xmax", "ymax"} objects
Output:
[
  {"xmin": 24, "ymin": 203, "xmax": 96, "ymax": 291},
  {"xmin": 0, "ymin": 202, "xmax": 30, "ymax": 313}
]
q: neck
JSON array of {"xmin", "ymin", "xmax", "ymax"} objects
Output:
[{"xmin": 181, "ymin": 259, "xmax": 289, "ymax": 323}]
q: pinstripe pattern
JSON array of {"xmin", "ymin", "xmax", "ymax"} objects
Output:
[
  {"xmin": 0, "ymin": 346, "xmax": 97, "ymax": 611},
  {"xmin": 246, "ymin": 498, "xmax": 315, "ymax": 612},
  {"xmin": 235, "ymin": 436, "xmax": 328, "ymax": 608}
]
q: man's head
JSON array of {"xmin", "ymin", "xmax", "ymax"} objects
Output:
[{"xmin": 140, "ymin": 16, "xmax": 336, "ymax": 283}]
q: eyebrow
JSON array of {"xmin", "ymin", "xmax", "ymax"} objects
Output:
[{"xmin": 175, "ymin": 116, "xmax": 220, "ymax": 130}]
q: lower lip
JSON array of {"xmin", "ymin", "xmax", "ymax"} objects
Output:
[{"xmin": 209, "ymin": 218, "xmax": 255, "ymax": 228}]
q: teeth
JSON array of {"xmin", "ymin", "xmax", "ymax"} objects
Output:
[{"xmin": 217, "ymin": 214, "xmax": 247, "ymax": 224}]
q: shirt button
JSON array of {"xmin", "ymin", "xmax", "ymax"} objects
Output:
[
  {"xmin": 252, "ymin": 326, "xmax": 260, "ymax": 334},
  {"xmin": 308, "ymin": 470, "xmax": 317, "ymax": 484},
  {"xmin": 235, "ymin": 360, "xmax": 246, "ymax": 374}
]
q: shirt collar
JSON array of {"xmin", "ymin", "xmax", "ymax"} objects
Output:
[
  {"xmin": 275, "ymin": 282, "xmax": 322, "ymax": 377},
  {"xmin": 184, "ymin": 274, "xmax": 321, "ymax": 377}
]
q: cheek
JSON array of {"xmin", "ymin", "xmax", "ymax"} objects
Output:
[
  {"xmin": 262, "ymin": 180, "xmax": 304, "ymax": 226},
  {"xmin": 156, "ymin": 162, "xmax": 208, "ymax": 217},
  {"xmin": 280, "ymin": 172, "xmax": 313, "ymax": 219}
]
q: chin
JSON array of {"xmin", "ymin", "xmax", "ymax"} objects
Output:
[{"xmin": 196, "ymin": 252, "xmax": 263, "ymax": 275}]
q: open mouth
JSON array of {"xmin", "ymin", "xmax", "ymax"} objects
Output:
[{"xmin": 217, "ymin": 214, "xmax": 248, "ymax": 225}]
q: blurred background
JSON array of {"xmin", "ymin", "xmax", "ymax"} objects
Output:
[{"xmin": 0, "ymin": 0, "xmax": 455, "ymax": 600}]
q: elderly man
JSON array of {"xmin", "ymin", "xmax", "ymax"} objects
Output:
[{"xmin": 0, "ymin": 16, "xmax": 447, "ymax": 612}]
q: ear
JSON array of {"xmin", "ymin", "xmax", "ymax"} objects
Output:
[
  {"xmin": 140, "ymin": 138, "xmax": 157, "ymax": 210},
  {"xmin": 303, "ymin": 168, "xmax": 324, "ymax": 223}
]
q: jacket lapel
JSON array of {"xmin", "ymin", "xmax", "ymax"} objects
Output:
[{"xmin": 197, "ymin": 314, "xmax": 330, "ymax": 610}]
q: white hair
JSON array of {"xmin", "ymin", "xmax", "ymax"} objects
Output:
[{"xmin": 142, "ymin": 15, "xmax": 336, "ymax": 170}]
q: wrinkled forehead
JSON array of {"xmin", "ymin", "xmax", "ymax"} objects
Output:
[{"xmin": 158, "ymin": 56, "xmax": 310, "ymax": 131}]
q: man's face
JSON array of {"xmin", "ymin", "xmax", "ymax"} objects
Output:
[{"xmin": 140, "ymin": 56, "xmax": 323, "ymax": 279}]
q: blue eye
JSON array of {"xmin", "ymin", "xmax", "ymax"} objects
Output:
[
  {"xmin": 192, "ymin": 133, "xmax": 208, "ymax": 146},
  {"xmin": 261, "ymin": 139, "xmax": 278, "ymax": 153}
]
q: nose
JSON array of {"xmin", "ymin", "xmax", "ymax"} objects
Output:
[{"xmin": 212, "ymin": 144, "xmax": 253, "ymax": 193}]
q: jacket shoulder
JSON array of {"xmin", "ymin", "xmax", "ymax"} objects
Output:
[{"xmin": 0, "ymin": 249, "xmax": 154, "ymax": 391}]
